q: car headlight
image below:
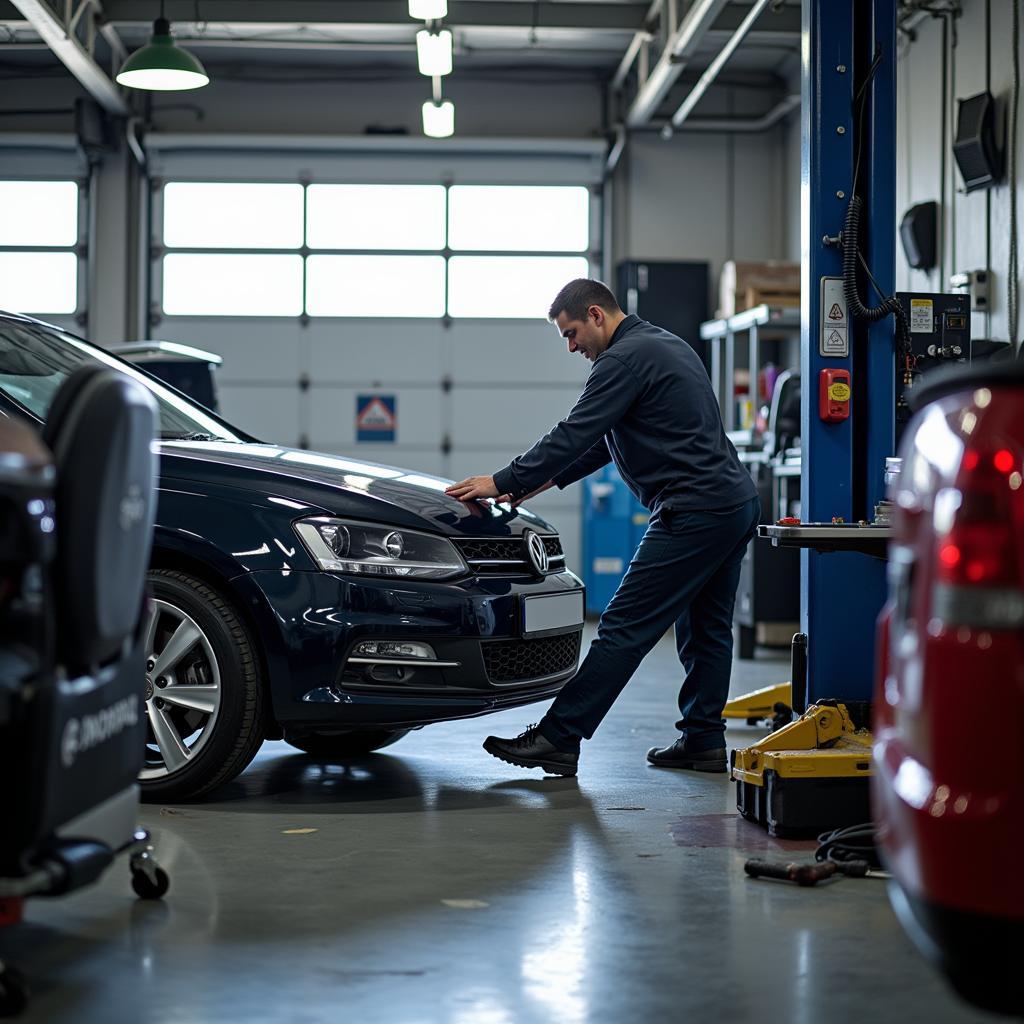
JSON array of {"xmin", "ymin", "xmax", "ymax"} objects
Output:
[{"xmin": 293, "ymin": 517, "xmax": 466, "ymax": 580}]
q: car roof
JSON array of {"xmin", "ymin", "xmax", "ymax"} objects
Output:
[{"xmin": 0, "ymin": 310, "xmax": 63, "ymax": 330}]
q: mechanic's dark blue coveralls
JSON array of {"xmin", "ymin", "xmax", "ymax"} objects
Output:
[{"xmin": 493, "ymin": 314, "xmax": 759, "ymax": 753}]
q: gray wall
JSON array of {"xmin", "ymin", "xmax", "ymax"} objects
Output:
[
  {"xmin": 612, "ymin": 86, "xmax": 797, "ymax": 317},
  {"xmin": 896, "ymin": 0, "xmax": 1016, "ymax": 345},
  {"xmin": 775, "ymin": 4, "xmax": 1017, "ymax": 343}
]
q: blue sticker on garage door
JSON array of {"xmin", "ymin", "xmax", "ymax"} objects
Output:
[{"xmin": 356, "ymin": 394, "xmax": 396, "ymax": 442}]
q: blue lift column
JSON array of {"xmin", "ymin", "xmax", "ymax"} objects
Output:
[{"xmin": 800, "ymin": 0, "xmax": 897, "ymax": 703}]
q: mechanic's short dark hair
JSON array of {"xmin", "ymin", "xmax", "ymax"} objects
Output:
[{"xmin": 548, "ymin": 278, "xmax": 621, "ymax": 322}]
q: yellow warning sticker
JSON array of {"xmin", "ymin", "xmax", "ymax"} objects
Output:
[
  {"xmin": 910, "ymin": 298, "xmax": 933, "ymax": 333},
  {"xmin": 828, "ymin": 382, "xmax": 851, "ymax": 402}
]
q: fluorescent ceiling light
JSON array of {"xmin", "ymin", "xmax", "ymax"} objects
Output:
[
  {"xmin": 116, "ymin": 17, "xmax": 209, "ymax": 91},
  {"xmin": 409, "ymin": 0, "xmax": 447, "ymax": 17},
  {"xmin": 416, "ymin": 29, "xmax": 453, "ymax": 77},
  {"xmin": 422, "ymin": 100, "xmax": 455, "ymax": 138}
]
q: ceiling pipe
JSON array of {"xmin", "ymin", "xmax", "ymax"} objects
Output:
[
  {"xmin": 661, "ymin": 0, "xmax": 772, "ymax": 138},
  {"xmin": 659, "ymin": 92, "xmax": 798, "ymax": 133},
  {"xmin": 8, "ymin": 0, "xmax": 128, "ymax": 114},
  {"xmin": 624, "ymin": 0, "xmax": 730, "ymax": 128},
  {"xmin": 605, "ymin": 125, "xmax": 628, "ymax": 175},
  {"xmin": 606, "ymin": 93, "xmax": 798, "ymax": 176}
]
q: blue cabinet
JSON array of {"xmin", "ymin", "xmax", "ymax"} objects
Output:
[{"xmin": 582, "ymin": 464, "xmax": 649, "ymax": 614}]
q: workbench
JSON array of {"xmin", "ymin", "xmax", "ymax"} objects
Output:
[{"xmin": 758, "ymin": 523, "xmax": 893, "ymax": 560}]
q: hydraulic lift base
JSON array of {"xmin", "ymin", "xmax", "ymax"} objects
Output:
[{"xmin": 731, "ymin": 701, "xmax": 872, "ymax": 838}]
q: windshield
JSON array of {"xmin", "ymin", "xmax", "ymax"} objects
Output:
[{"xmin": 0, "ymin": 320, "xmax": 244, "ymax": 442}]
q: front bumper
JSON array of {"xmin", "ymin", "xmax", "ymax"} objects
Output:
[{"xmin": 242, "ymin": 567, "xmax": 585, "ymax": 729}]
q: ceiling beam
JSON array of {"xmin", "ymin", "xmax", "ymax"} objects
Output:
[
  {"xmin": 624, "ymin": 0, "xmax": 729, "ymax": 127},
  {"xmin": 7, "ymin": 0, "xmax": 129, "ymax": 113},
  {"xmin": 663, "ymin": 0, "xmax": 772, "ymax": 135},
  {"xmin": 88, "ymin": 0, "xmax": 650, "ymax": 32}
]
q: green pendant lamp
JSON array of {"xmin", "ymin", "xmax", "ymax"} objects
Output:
[{"xmin": 117, "ymin": 2, "xmax": 209, "ymax": 91}]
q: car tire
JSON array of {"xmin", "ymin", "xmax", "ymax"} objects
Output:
[
  {"xmin": 139, "ymin": 569, "xmax": 268, "ymax": 802},
  {"xmin": 285, "ymin": 729, "xmax": 410, "ymax": 759}
]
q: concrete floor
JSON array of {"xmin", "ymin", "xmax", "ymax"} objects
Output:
[{"xmin": 5, "ymin": 628, "xmax": 991, "ymax": 1024}]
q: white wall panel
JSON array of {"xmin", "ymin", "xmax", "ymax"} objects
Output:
[
  {"xmin": 308, "ymin": 320, "xmax": 446, "ymax": 383},
  {"xmin": 161, "ymin": 320, "xmax": 309, "ymax": 385},
  {"xmin": 446, "ymin": 320, "xmax": 588, "ymax": 385},
  {"xmin": 217, "ymin": 384, "xmax": 301, "ymax": 443},
  {"xmin": 450, "ymin": 385, "xmax": 579, "ymax": 450}
]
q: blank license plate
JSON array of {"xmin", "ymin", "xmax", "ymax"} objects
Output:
[{"xmin": 522, "ymin": 592, "xmax": 585, "ymax": 637}]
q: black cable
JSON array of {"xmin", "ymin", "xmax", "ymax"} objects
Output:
[
  {"xmin": 843, "ymin": 196, "xmax": 913, "ymax": 362},
  {"xmin": 843, "ymin": 44, "xmax": 914, "ymax": 368},
  {"xmin": 858, "ymin": 251, "xmax": 888, "ymax": 303},
  {"xmin": 815, "ymin": 823, "xmax": 882, "ymax": 870},
  {"xmin": 851, "ymin": 47, "xmax": 883, "ymax": 201}
]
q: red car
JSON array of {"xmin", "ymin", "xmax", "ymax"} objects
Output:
[{"xmin": 874, "ymin": 360, "xmax": 1023, "ymax": 1016}]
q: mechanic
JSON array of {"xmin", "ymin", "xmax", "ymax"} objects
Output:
[{"xmin": 445, "ymin": 278, "xmax": 759, "ymax": 777}]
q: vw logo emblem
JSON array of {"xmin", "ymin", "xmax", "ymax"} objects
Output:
[{"xmin": 524, "ymin": 530, "xmax": 550, "ymax": 575}]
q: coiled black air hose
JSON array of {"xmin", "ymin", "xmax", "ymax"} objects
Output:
[{"xmin": 842, "ymin": 195, "xmax": 912, "ymax": 362}]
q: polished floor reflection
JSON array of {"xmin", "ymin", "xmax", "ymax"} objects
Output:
[{"xmin": 4, "ymin": 629, "xmax": 988, "ymax": 1023}]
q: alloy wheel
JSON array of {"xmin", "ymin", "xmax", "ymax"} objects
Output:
[{"xmin": 140, "ymin": 599, "xmax": 223, "ymax": 780}]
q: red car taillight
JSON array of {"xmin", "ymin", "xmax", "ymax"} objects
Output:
[{"xmin": 932, "ymin": 447, "xmax": 1024, "ymax": 629}]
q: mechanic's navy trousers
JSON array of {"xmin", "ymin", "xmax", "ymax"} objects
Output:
[{"xmin": 540, "ymin": 495, "xmax": 760, "ymax": 753}]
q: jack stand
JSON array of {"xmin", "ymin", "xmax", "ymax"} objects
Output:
[{"xmin": 732, "ymin": 700, "xmax": 873, "ymax": 838}]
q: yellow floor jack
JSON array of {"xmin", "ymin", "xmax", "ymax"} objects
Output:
[
  {"xmin": 722, "ymin": 682, "xmax": 793, "ymax": 727},
  {"xmin": 728, "ymin": 635, "xmax": 874, "ymax": 838}
]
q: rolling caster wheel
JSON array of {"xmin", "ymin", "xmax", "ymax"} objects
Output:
[
  {"xmin": 131, "ymin": 865, "xmax": 170, "ymax": 900},
  {"xmin": 0, "ymin": 961, "xmax": 29, "ymax": 1018}
]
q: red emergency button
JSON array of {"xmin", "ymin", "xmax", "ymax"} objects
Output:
[{"xmin": 819, "ymin": 368, "xmax": 851, "ymax": 422}]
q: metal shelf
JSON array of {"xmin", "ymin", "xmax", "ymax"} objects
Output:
[{"xmin": 701, "ymin": 304, "xmax": 802, "ymax": 434}]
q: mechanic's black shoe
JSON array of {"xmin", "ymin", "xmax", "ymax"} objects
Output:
[
  {"xmin": 646, "ymin": 739, "xmax": 728, "ymax": 773},
  {"xmin": 484, "ymin": 724, "xmax": 579, "ymax": 776}
]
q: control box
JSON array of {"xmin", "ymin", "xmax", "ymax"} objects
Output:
[{"xmin": 894, "ymin": 291, "xmax": 971, "ymax": 440}]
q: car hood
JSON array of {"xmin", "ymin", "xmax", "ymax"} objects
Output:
[{"xmin": 158, "ymin": 440, "xmax": 557, "ymax": 538}]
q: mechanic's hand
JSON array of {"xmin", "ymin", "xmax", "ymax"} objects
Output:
[{"xmin": 446, "ymin": 475, "xmax": 499, "ymax": 502}]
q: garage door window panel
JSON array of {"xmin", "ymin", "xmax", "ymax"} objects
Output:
[
  {"xmin": 0, "ymin": 252, "xmax": 78, "ymax": 315},
  {"xmin": 448, "ymin": 255, "xmax": 590, "ymax": 319},
  {"xmin": 306, "ymin": 185, "xmax": 446, "ymax": 251},
  {"xmin": 163, "ymin": 183, "xmax": 304, "ymax": 249},
  {"xmin": 306, "ymin": 255, "xmax": 445, "ymax": 318},
  {"xmin": 0, "ymin": 180, "xmax": 80, "ymax": 315},
  {"xmin": 156, "ymin": 180, "xmax": 592, "ymax": 320},
  {"xmin": 163, "ymin": 253, "xmax": 304, "ymax": 317},
  {"xmin": 0, "ymin": 181, "xmax": 79, "ymax": 247},
  {"xmin": 447, "ymin": 185, "xmax": 589, "ymax": 253}
]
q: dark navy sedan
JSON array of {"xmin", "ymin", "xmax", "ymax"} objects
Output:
[{"xmin": 0, "ymin": 312, "xmax": 585, "ymax": 800}]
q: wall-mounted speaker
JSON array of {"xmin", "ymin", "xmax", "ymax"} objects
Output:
[
  {"xmin": 899, "ymin": 201, "xmax": 938, "ymax": 271},
  {"xmin": 953, "ymin": 91, "xmax": 1003, "ymax": 193}
]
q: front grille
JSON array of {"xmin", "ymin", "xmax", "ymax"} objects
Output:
[
  {"xmin": 482, "ymin": 631, "xmax": 581, "ymax": 684},
  {"xmin": 454, "ymin": 536, "xmax": 564, "ymax": 575}
]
